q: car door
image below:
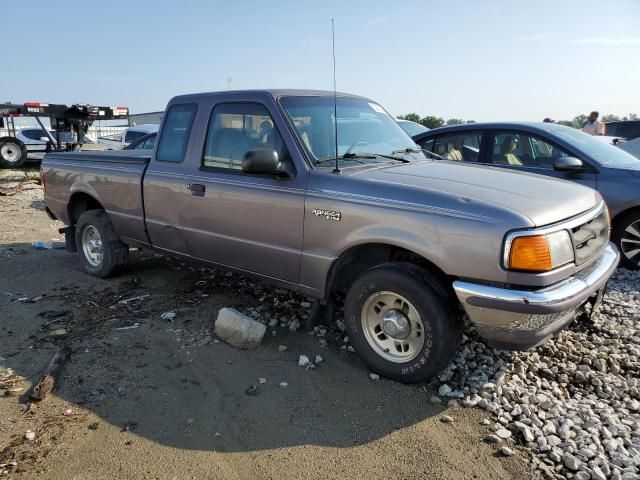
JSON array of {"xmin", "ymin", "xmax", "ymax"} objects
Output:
[
  {"xmin": 485, "ymin": 130, "xmax": 597, "ymax": 189},
  {"xmin": 143, "ymin": 103, "xmax": 197, "ymax": 253},
  {"xmin": 179, "ymin": 99, "xmax": 306, "ymax": 283}
]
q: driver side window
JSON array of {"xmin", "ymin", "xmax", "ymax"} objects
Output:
[
  {"xmin": 492, "ymin": 132, "xmax": 569, "ymax": 169},
  {"xmin": 202, "ymin": 103, "xmax": 289, "ymax": 171}
]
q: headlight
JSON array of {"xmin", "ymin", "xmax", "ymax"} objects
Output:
[{"xmin": 506, "ymin": 230, "xmax": 574, "ymax": 272}]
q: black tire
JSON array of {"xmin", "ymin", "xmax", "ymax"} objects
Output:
[
  {"xmin": 612, "ymin": 211, "xmax": 640, "ymax": 270},
  {"xmin": 344, "ymin": 262, "xmax": 462, "ymax": 384},
  {"xmin": 75, "ymin": 210, "xmax": 129, "ymax": 277},
  {"xmin": 0, "ymin": 137, "xmax": 27, "ymax": 168}
]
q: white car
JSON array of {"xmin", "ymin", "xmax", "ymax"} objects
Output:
[
  {"xmin": 98, "ymin": 124, "xmax": 159, "ymax": 150},
  {"xmin": 15, "ymin": 128, "xmax": 103, "ymax": 159}
]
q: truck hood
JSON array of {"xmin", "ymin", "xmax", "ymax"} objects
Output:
[{"xmin": 353, "ymin": 161, "xmax": 601, "ymax": 227}]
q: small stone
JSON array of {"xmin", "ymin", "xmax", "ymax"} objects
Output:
[
  {"xmin": 289, "ymin": 319, "xmax": 301, "ymax": 332},
  {"xmin": 500, "ymin": 446, "xmax": 515, "ymax": 457},
  {"xmin": 430, "ymin": 396, "xmax": 442, "ymax": 404},
  {"xmin": 438, "ymin": 384, "xmax": 452, "ymax": 396},
  {"xmin": 484, "ymin": 434, "xmax": 502, "ymax": 444},
  {"xmin": 245, "ymin": 385, "xmax": 259, "ymax": 396},
  {"xmin": 496, "ymin": 428, "xmax": 512, "ymax": 439},
  {"xmin": 25, "ymin": 430, "xmax": 36, "ymax": 441},
  {"xmin": 278, "ymin": 382, "xmax": 288, "ymax": 388},
  {"xmin": 574, "ymin": 472, "xmax": 590, "ymax": 480},
  {"xmin": 298, "ymin": 355, "xmax": 310, "ymax": 367},
  {"xmin": 278, "ymin": 345, "xmax": 287, "ymax": 352},
  {"xmin": 563, "ymin": 453, "xmax": 582, "ymax": 471},
  {"xmin": 314, "ymin": 355, "xmax": 324, "ymax": 364},
  {"xmin": 258, "ymin": 377, "xmax": 267, "ymax": 384},
  {"xmin": 481, "ymin": 419, "xmax": 491, "ymax": 426},
  {"xmin": 440, "ymin": 415, "xmax": 454, "ymax": 423},
  {"xmin": 369, "ymin": 373, "xmax": 380, "ymax": 381}
]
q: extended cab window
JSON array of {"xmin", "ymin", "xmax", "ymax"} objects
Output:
[
  {"xmin": 491, "ymin": 132, "xmax": 568, "ymax": 169},
  {"xmin": 433, "ymin": 132, "xmax": 482, "ymax": 162},
  {"xmin": 156, "ymin": 104, "xmax": 196, "ymax": 162},
  {"xmin": 202, "ymin": 103, "xmax": 288, "ymax": 171},
  {"xmin": 125, "ymin": 130, "xmax": 146, "ymax": 143}
]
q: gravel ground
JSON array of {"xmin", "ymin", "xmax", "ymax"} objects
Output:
[{"xmin": 437, "ymin": 269, "xmax": 640, "ymax": 480}]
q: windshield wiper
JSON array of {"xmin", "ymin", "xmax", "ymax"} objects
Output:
[
  {"xmin": 392, "ymin": 146, "xmax": 443, "ymax": 160},
  {"xmin": 316, "ymin": 152, "xmax": 410, "ymax": 165}
]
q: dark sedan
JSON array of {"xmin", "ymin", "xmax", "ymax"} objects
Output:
[{"xmin": 413, "ymin": 122, "xmax": 640, "ymax": 269}]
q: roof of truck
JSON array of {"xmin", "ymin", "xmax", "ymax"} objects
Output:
[{"xmin": 170, "ymin": 89, "xmax": 371, "ymax": 103}]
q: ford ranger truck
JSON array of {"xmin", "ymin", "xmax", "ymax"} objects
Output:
[{"xmin": 41, "ymin": 90, "xmax": 619, "ymax": 383}]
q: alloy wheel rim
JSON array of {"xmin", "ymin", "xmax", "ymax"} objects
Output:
[
  {"xmin": 82, "ymin": 225, "xmax": 103, "ymax": 267},
  {"xmin": 621, "ymin": 219, "xmax": 640, "ymax": 266},
  {"xmin": 361, "ymin": 291, "xmax": 425, "ymax": 363}
]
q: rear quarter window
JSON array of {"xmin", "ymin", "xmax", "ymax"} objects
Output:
[{"xmin": 156, "ymin": 104, "xmax": 197, "ymax": 162}]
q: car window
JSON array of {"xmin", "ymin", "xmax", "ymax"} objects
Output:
[
  {"xmin": 491, "ymin": 132, "xmax": 568, "ymax": 169},
  {"xmin": 156, "ymin": 104, "xmax": 196, "ymax": 162},
  {"xmin": 432, "ymin": 132, "xmax": 482, "ymax": 162},
  {"xmin": 125, "ymin": 130, "xmax": 147, "ymax": 143},
  {"xmin": 418, "ymin": 138, "xmax": 435, "ymax": 153},
  {"xmin": 22, "ymin": 129, "xmax": 46, "ymax": 140},
  {"xmin": 142, "ymin": 134, "xmax": 156, "ymax": 150},
  {"xmin": 202, "ymin": 102, "xmax": 289, "ymax": 171}
]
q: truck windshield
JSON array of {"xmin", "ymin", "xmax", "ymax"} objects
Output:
[{"xmin": 280, "ymin": 96, "xmax": 425, "ymax": 166}]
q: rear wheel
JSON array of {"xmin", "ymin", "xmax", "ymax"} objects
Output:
[
  {"xmin": 0, "ymin": 138, "xmax": 27, "ymax": 168},
  {"xmin": 75, "ymin": 210, "xmax": 129, "ymax": 277},
  {"xmin": 343, "ymin": 262, "xmax": 462, "ymax": 383},
  {"xmin": 613, "ymin": 211, "xmax": 640, "ymax": 270}
]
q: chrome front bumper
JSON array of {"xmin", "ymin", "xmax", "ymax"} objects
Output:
[{"xmin": 453, "ymin": 243, "xmax": 619, "ymax": 350}]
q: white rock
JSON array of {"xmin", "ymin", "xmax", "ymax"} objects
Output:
[
  {"xmin": 500, "ymin": 446, "xmax": 515, "ymax": 457},
  {"xmin": 496, "ymin": 428, "xmax": 512, "ymax": 439},
  {"xmin": 314, "ymin": 355, "xmax": 324, "ymax": 364},
  {"xmin": 25, "ymin": 430, "xmax": 36, "ymax": 441},
  {"xmin": 214, "ymin": 308, "xmax": 266, "ymax": 349},
  {"xmin": 278, "ymin": 382, "xmax": 288, "ymax": 388},
  {"xmin": 438, "ymin": 384, "xmax": 452, "ymax": 396},
  {"xmin": 430, "ymin": 396, "xmax": 442, "ymax": 404},
  {"xmin": 369, "ymin": 373, "xmax": 380, "ymax": 381},
  {"xmin": 298, "ymin": 355, "xmax": 310, "ymax": 367},
  {"xmin": 278, "ymin": 345, "xmax": 288, "ymax": 352},
  {"xmin": 563, "ymin": 453, "xmax": 582, "ymax": 471},
  {"xmin": 258, "ymin": 377, "xmax": 267, "ymax": 384},
  {"xmin": 440, "ymin": 415, "xmax": 454, "ymax": 423}
]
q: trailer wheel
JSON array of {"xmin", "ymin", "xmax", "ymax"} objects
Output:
[
  {"xmin": 75, "ymin": 210, "xmax": 129, "ymax": 278},
  {"xmin": 0, "ymin": 137, "xmax": 27, "ymax": 168}
]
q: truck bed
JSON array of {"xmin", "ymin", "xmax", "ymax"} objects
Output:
[{"xmin": 42, "ymin": 150, "xmax": 151, "ymax": 245}]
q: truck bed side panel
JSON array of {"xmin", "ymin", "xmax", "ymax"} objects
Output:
[{"xmin": 42, "ymin": 153, "xmax": 149, "ymax": 245}]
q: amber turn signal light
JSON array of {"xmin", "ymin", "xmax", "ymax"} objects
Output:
[{"xmin": 509, "ymin": 235, "xmax": 553, "ymax": 272}]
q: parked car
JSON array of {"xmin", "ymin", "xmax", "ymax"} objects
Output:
[
  {"xmin": 98, "ymin": 124, "xmax": 159, "ymax": 150},
  {"xmin": 124, "ymin": 132, "xmax": 156, "ymax": 150},
  {"xmin": 14, "ymin": 128, "xmax": 104, "ymax": 159},
  {"xmin": 605, "ymin": 120, "xmax": 640, "ymax": 140},
  {"xmin": 396, "ymin": 119, "xmax": 429, "ymax": 137},
  {"xmin": 619, "ymin": 137, "xmax": 640, "ymax": 159},
  {"xmin": 42, "ymin": 90, "xmax": 618, "ymax": 383},
  {"xmin": 413, "ymin": 122, "xmax": 640, "ymax": 269}
]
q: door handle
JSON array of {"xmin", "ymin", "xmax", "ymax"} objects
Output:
[{"xmin": 189, "ymin": 183, "xmax": 205, "ymax": 197}]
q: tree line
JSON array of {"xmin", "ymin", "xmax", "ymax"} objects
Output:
[{"xmin": 397, "ymin": 113, "xmax": 638, "ymax": 130}]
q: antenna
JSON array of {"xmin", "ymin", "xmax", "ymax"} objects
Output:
[{"xmin": 331, "ymin": 18, "xmax": 340, "ymax": 174}]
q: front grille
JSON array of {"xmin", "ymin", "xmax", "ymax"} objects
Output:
[{"xmin": 571, "ymin": 206, "xmax": 609, "ymax": 265}]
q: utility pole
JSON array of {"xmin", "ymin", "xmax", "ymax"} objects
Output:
[{"xmin": 227, "ymin": 76, "xmax": 232, "ymax": 90}]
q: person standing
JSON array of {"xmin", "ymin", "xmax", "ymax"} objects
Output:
[{"xmin": 582, "ymin": 111, "xmax": 606, "ymax": 136}]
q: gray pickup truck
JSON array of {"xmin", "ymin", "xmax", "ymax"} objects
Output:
[{"xmin": 42, "ymin": 89, "xmax": 619, "ymax": 383}]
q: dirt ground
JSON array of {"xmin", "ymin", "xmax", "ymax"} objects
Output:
[{"xmin": 0, "ymin": 171, "xmax": 540, "ymax": 480}]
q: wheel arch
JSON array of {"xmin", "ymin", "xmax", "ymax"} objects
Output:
[{"xmin": 67, "ymin": 191, "xmax": 105, "ymax": 226}]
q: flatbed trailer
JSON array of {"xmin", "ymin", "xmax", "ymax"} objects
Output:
[{"xmin": 0, "ymin": 102, "xmax": 128, "ymax": 168}]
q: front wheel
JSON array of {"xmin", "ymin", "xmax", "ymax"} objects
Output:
[
  {"xmin": 344, "ymin": 262, "xmax": 462, "ymax": 383},
  {"xmin": 75, "ymin": 210, "xmax": 129, "ymax": 277},
  {"xmin": 0, "ymin": 138, "xmax": 27, "ymax": 168},
  {"xmin": 613, "ymin": 211, "xmax": 640, "ymax": 270}
]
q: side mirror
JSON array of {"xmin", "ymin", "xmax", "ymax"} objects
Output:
[
  {"xmin": 553, "ymin": 156, "xmax": 584, "ymax": 172},
  {"xmin": 40, "ymin": 137, "xmax": 50, "ymax": 142},
  {"xmin": 242, "ymin": 147, "xmax": 292, "ymax": 178}
]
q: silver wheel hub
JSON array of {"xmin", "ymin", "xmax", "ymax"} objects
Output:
[
  {"xmin": 361, "ymin": 291, "xmax": 425, "ymax": 363},
  {"xmin": 1, "ymin": 143, "xmax": 20, "ymax": 163},
  {"xmin": 82, "ymin": 225, "xmax": 103, "ymax": 267},
  {"xmin": 621, "ymin": 220, "xmax": 640, "ymax": 266}
]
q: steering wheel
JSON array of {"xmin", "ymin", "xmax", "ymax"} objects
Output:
[{"xmin": 344, "ymin": 141, "xmax": 368, "ymax": 156}]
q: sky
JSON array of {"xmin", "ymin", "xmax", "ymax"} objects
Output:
[{"xmin": 2, "ymin": 0, "xmax": 639, "ymax": 122}]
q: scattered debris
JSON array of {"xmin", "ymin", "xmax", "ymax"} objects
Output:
[
  {"xmin": 258, "ymin": 377, "xmax": 267, "ymax": 384},
  {"xmin": 31, "ymin": 240, "xmax": 53, "ymax": 250},
  {"xmin": 245, "ymin": 384, "xmax": 259, "ymax": 396},
  {"xmin": 278, "ymin": 345, "xmax": 288, "ymax": 352},
  {"xmin": 115, "ymin": 323, "xmax": 140, "ymax": 331},
  {"xmin": 214, "ymin": 308, "xmax": 266, "ymax": 349},
  {"xmin": 278, "ymin": 382, "xmax": 288, "ymax": 388},
  {"xmin": 48, "ymin": 328, "xmax": 67, "ymax": 337},
  {"xmin": 121, "ymin": 421, "xmax": 138, "ymax": 432},
  {"xmin": 298, "ymin": 355, "xmax": 310, "ymax": 367},
  {"xmin": 0, "ymin": 179, "xmax": 39, "ymax": 196},
  {"xmin": 24, "ymin": 431, "xmax": 36, "ymax": 441},
  {"xmin": 37, "ymin": 310, "xmax": 68, "ymax": 320},
  {"xmin": 314, "ymin": 355, "xmax": 324, "ymax": 364},
  {"xmin": 30, "ymin": 346, "xmax": 71, "ymax": 401},
  {"xmin": 161, "ymin": 311, "xmax": 177, "ymax": 321},
  {"xmin": 88, "ymin": 422, "xmax": 99, "ymax": 430},
  {"xmin": 118, "ymin": 294, "xmax": 150, "ymax": 305},
  {"xmin": 62, "ymin": 409, "xmax": 73, "ymax": 416},
  {"xmin": 369, "ymin": 373, "xmax": 380, "ymax": 381}
]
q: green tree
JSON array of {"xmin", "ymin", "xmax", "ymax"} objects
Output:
[
  {"xmin": 446, "ymin": 118, "xmax": 464, "ymax": 126},
  {"xmin": 557, "ymin": 120, "xmax": 574, "ymax": 127},
  {"xmin": 466, "ymin": 120, "xmax": 476, "ymax": 124},
  {"xmin": 601, "ymin": 114, "xmax": 621, "ymax": 123},
  {"xmin": 421, "ymin": 116, "xmax": 445, "ymax": 129},
  {"xmin": 397, "ymin": 113, "xmax": 422, "ymax": 123},
  {"xmin": 572, "ymin": 114, "xmax": 588, "ymax": 129},
  {"xmin": 624, "ymin": 113, "xmax": 639, "ymax": 121}
]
